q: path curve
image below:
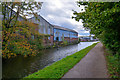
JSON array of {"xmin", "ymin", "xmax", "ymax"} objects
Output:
[{"xmin": 62, "ymin": 42, "xmax": 109, "ymax": 78}]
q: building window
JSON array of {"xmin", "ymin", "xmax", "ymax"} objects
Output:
[{"xmin": 56, "ymin": 37, "xmax": 59, "ymax": 41}]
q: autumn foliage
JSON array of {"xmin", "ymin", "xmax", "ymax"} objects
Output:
[{"xmin": 2, "ymin": 21, "xmax": 49, "ymax": 58}]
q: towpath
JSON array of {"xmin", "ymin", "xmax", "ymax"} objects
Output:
[{"xmin": 62, "ymin": 42, "xmax": 109, "ymax": 78}]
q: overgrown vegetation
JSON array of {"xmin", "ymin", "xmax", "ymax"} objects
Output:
[
  {"xmin": 104, "ymin": 47, "xmax": 119, "ymax": 78},
  {"xmin": 23, "ymin": 42, "xmax": 98, "ymax": 79},
  {"xmin": 2, "ymin": 21, "xmax": 50, "ymax": 58},
  {"xmin": 53, "ymin": 40, "xmax": 78, "ymax": 48},
  {"xmin": 60, "ymin": 40, "xmax": 69, "ymax": 46},
  {"xmin": 73, "ymin": 2, "xmax": 120, "ymax": 55},
  {"xmin": 2, "ymin": 2, "xmax": 46, "ymax": 58}
]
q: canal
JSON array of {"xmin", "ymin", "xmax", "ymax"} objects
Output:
[{"xmin": 2, "ymin": 42, "xmax": 98, "ymax": 78}]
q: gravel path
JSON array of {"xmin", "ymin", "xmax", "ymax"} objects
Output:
[{"xmin": 62, "ymin": 42, "xmax": 109, "ymax": 78}]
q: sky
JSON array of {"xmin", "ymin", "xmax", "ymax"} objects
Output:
[{"xmin": 38, "ymin": 0, "xmax": 90, "ymax": 37}]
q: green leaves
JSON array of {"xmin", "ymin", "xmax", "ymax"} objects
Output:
[
  {"xmin": 73, "ymin": 2, "xmax": 120, "ymax": 54},
  {"xmin": 2, "ymin": 2, "xmax": 42, "ymax": 28}
]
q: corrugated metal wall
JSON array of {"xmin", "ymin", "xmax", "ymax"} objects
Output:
[
  {"xmin": 29, "ymin": 16, "xmax": 53, "ymax": 35},
  {"xmin": 54, "ymin": 28, "xmax": 78, "ymax": 42}
]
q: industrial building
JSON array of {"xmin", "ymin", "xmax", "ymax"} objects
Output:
[
  {"xmin": 29, "ymin": 15, "xmax": 78, "ymax": 46},
  {"xmin": 2, "ymin": 6, "xmax": 78, "ymax": 46},
  {"xmin": 28, "ymin": 15, "xmax": 54, "ymax": 46},
  {"xmin": 53, "ymin": 25, "xmax": 78, "ymax": 43}
]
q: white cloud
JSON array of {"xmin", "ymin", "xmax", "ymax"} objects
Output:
[
  {"xmin": 47, "ymin": 15, "xmax": 54, "ymax": 19},
  {"xmin": 39, "ymin": 1, "xmax": 90, "ymax": 36},
  {"xmin": 47, "ymin": 0, "xmax": 63, "ymax": 11},
  {"xmin": 67, "ymin": 18, "xmax": 83, "ymax": 26}
]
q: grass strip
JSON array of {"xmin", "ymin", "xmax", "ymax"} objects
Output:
[
  {"xmin": 24, "ymin": 42, "xmax": 98, "ymax": 79},
  {"xmin": 104, "ymin": 48, "xmax": 119, "ymax": 78}
]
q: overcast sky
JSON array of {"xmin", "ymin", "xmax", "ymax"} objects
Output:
[{"xmin": 38, "ymin": 0, "xmax": 90, "ymax": 36}]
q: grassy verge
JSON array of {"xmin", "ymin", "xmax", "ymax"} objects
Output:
[
  {"xmin": 23, "ymin": 42, "xmax": 98, "ymax": 79},
  {"xmin": 104, "ymin": 48, "xmax": 119, "ymax": 78}
]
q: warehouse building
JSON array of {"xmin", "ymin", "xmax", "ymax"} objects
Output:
[
  {"xmin": 29, "ymin": 15, "xmax": 54, "ymax": 46},
  {"xmin": 29, "ymin": 15, "xmax": 78, "ymax": 46},
  {"xmin": 53, "ymin": 25, "xmax": 78, "ymax": 44},
  {"xmin": 3, "ymin": 7, "xmax": 78, "ymax": 47}
]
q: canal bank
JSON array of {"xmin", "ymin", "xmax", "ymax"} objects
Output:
[
  {"xmin": 24, "ymin": 42, "xmax": 98, "ymax": 79},
  {"xmin": 2, "ymin": 42, "xmax": 98, "ymax": 78}
]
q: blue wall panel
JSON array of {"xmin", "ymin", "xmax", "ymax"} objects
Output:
[{"xmin": 54, "ymin": 28, "xmax": 78, "ymax": 42}]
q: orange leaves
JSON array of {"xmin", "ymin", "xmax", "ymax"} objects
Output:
[
  {"xmin": 2, "ymin": 48, "xmax": 12, "ymax": 59},
  {"xmin": 96, "ymin": 5, "xmax": 98, "ymax": 7},
  {"xmin": 3, "ymin": 39, "xmax": 36, "ymax": 58},
  {"xmin": 2, "ymin": 31, "xmax": 36, "ymax": 58},
  {"xmin": 2, "ymin": 20, "xmax": 42, "ymax": 59}
]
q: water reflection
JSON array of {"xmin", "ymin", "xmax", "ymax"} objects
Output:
[{"xmin": 3, "ymin": 42, "xmax": 98, "ymax": 78}]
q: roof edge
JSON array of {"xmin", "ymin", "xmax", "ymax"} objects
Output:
[{"xmin": 53, "ymin": 25, "xmax": 78, "ymax": 33}]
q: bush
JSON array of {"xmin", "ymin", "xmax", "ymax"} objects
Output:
[
  {"xmin": 2, "ymin": 33, "xmax": 36, "ymax": 58},
  {"xmin": 63, "ymin": 40, "xmax": 68, "ymax": 45},
  {"xmin": 2, "ymin": 21, "xmax": 45, "ymax": 58}
]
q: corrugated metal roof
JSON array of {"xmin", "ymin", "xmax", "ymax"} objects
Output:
[
  {"xmin": 53, "ymin": 25, "xmax": 78, "ymax": 33},
  {"xmin": 28, "ymin": 15, "xmax": 77, "ymax": 33},
  {"xmin": 28, "ymin": 15, "xmax": 54, "ymax": 27}
]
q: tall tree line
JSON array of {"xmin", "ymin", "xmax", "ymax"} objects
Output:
[{"xmin": 73, "ymin": 2, "xmax": 120, "ymax": 54}]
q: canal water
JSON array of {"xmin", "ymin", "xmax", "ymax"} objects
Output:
[{"xmin": 2, "ymin": 42, "xmax": 98, "ymax": 78}]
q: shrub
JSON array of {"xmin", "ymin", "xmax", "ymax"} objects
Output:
[{"xmin": 2, "ymin": 21, "xmax": 45, "ymax": 58}]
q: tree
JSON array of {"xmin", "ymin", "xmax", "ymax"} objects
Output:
[
  {"xmin": 2, "ymin": 2, "xmax": 42, "ymax": 28},
  {"xmin": 1, "ymin": 2, "xmax": 43, "ymax": 58},
  {"xmin": 73, "ymin": 2, "xmax": 120, "ymax": 54}
]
